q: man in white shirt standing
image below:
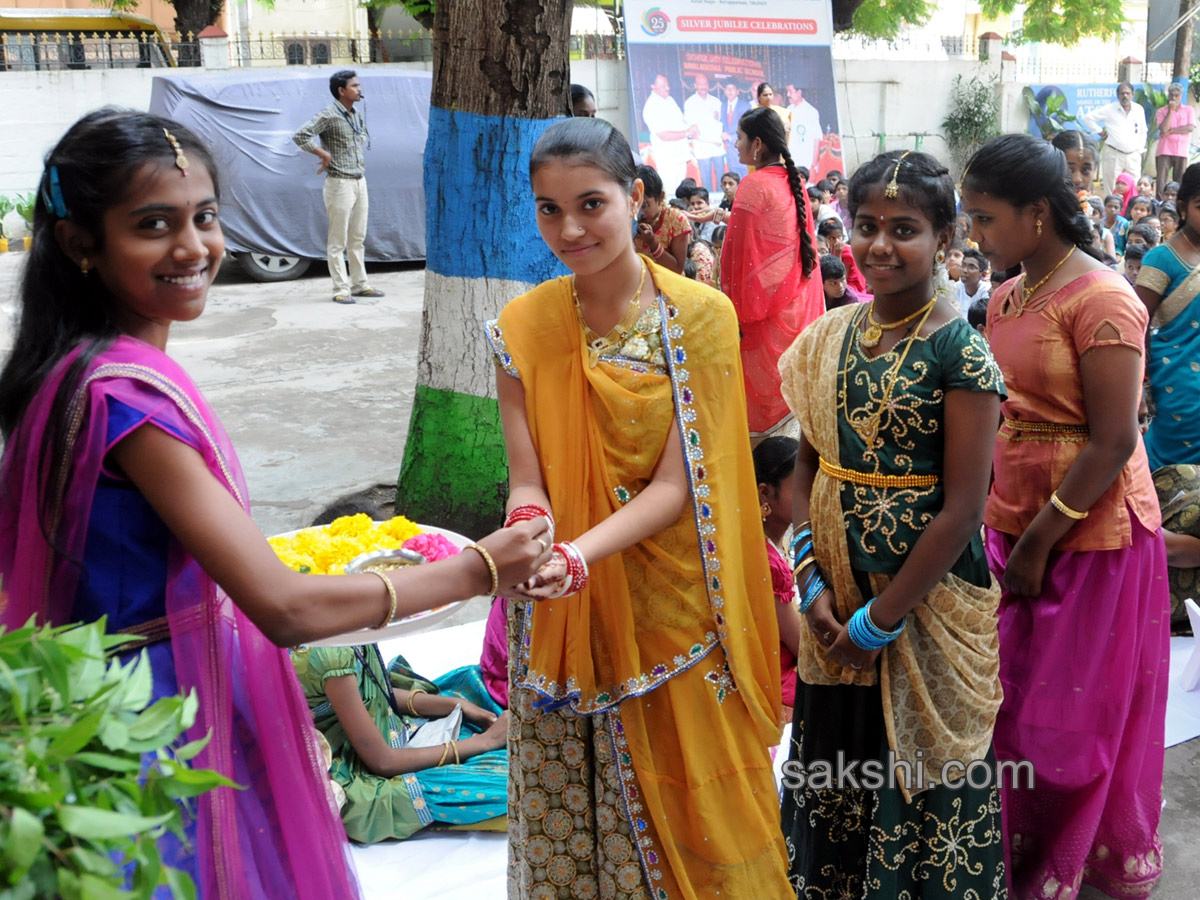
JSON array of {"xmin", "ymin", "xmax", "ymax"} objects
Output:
[
  {"xmin": 786, "ymin": 82, "xmax": 822, "ymax": 172},
  {"xmin": 1081, "ymin": 83, "xmax": 1148, "ymax": 195},
  {"xmin": 642, "ymin": 74, "xmax": 695, "ymax": 194},
  {"xmin": 684, "ymin": 73, "xmax": 724, "ymax": 192}
]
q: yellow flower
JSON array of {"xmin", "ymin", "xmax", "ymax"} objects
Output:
[{"xmin": 269, "ymin": 515, "xmax": 424, "ymax": 574}]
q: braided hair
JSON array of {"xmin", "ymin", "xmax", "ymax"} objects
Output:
[
  {"xmin": 737, "ymin": 106, "xmax": 817, "ymax": 277},
  {"xmin": 963, "ymin": 133, "xmax": 1101, "ymax": 259}
]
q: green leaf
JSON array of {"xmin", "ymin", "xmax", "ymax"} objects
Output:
[
  {"xmin": 1046, "ymin": 92, "xmax": 1065, "ymax": 114},
  {"xmin": 5, "ymin": 807, "xmax": 44, "ymax": 874},
  {"xmin": 97, "ymin": 716, "xmax": 129, "ymax": 751},
  {"xmin": 163, "ymin": 866, "xmax": 197, "ymax": 900},
  {"xmin": 77, "ymin": 872, "xmax": 127, "ymax": 900},
  {"xmin": 71, "ymin": 752, "xmax": 142, "ymax": 774},
  {"xmin": 171, "ymin": 730, "xmax": 212, "ymax": 763},
  {"xmin": 47, "ymin": 711, "xmax": 105, "ymax": 762},
  {"xmin": 59, "ymin": 806, "xmax": 172, "ymax": 840},
  {"xmin": 1021, "ymin": 86, "xmax": 1042, "ymax": 117},
  {"xmin": 157, "ymin": 766, "xmax": 240, "ymax": 799}
]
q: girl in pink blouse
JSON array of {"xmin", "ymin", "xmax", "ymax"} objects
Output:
[{"xmin": 962, "ymin": 133, "xmax": 1169, "ymax": 900}]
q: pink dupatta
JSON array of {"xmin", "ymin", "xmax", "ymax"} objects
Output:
[{"xmin": 0, "ymin": 337, "xmax": 360, "ymax": 899}]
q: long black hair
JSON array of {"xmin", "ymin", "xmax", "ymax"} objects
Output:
[
  {"xmin": 963, "ymin": 133, "xmax": 1098, "ymax": 258},
  {"xmin": 737, "ymin": 106, "xmax": 817, "ymax": 276},
  {"xmin": 529, "ymin": 116, "xmax": 636, "ymax": 194},
  {"xmin": 0, "ymin": 108, "xmax": 219, "ymax": 441}
]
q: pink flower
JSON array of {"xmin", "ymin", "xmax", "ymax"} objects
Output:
[{"xmin": 402, "ymin": 532, "xmax": 461, "ymax": 563}]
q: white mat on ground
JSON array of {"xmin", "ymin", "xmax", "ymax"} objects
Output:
[
  {"xmin": 349, "ymin": 621, "xmax": 1200, "ymax": 899},
  {"xmin": 1166, "ymin": 635, "xmax": 1200, "ymax": 748}
]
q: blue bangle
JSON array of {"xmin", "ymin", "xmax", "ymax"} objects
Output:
[
  {"xmin": 788, "ymin": 528, "xmax": 813, "ymax": 557},
  {"xmin": 798, "ymin": 575, "xmax": 826, "ymax": 613},
  {"xmin": 791, "ymin": 540, "xmax": 814, "ymax": 568},
  {"xmin": 846, "ymin": 599, "xmax": 905, "ymax": 651}
]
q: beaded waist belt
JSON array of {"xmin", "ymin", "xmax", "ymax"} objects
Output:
[
  {"xmin": 1000, "ymin": 417, "xmax": 1090, "ymax": 443},
  {"xmin": 818, "ymin": 456, "xmax": 939, "ymax": 489}
]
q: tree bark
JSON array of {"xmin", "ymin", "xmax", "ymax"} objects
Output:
[
  {"xmin": 397, "ymin": 0, "xmax": 571, "ymax": 535},
  {"xmin": 171, "ymin": 0, "xmax": 224, "ymax": 39},
  {"xmin": 1173, "ymin": 0, "xmax": 1194, "ymax": 82}
]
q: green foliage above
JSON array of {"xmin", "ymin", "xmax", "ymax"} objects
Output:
[
  {"xmin": 942, "ymin": 74, "xmax": 1000, "ymax": 172},
  {"xmin": 980, "ymin": 0, "xmax": 1125, "ymax": 45},
  {"xmin": 849, "ymin": 0, "xmax": 936, "ymax": 41},
  {"xmin": 13, "ymin": 193, "xmax": 35, "ymax": 228},
  {"xmin": 0, "ymin": 618, "xmax": 237, "ymax": 899}
]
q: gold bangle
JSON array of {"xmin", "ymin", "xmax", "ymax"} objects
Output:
[
  {"xmin": 370, "ymin": 570, "xmax": 398, "ymax": 629},
  {"xmin": 406, "ymin": 688, "xmax": 426, "ymax": 717},
  {"xmin": 450, "ymin": 740, "xmax": 460, "ymax": 766},
  {"xmin": 1050, "ymin": 490, "xmax": 1089, "ymax": 521},
  {"xmin": 792, "ymin": 557, "xmax": 818, "ymax": 580},
  {"xmin": 465, "ymin": 543, "xmax": 500, "ymax": 596},
  {"xmin": 437, "ymin": 741, "xmax": 452, "ymax": 767}
]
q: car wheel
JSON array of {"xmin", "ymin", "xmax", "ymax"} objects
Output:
[{"xmin": 236, "ymin": 251, "xmax": 312, "ymax": 282}]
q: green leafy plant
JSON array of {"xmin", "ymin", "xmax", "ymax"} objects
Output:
[
  {"xmin": 942, "ymin": 74, "xmax": 1000, "ymax": 174},
  {"xmin": 14, "ymin": 193, "xmax": 35, "ymax": 231},
  {"xmin": 0, "ymin": 617, "xmax": 236, "ymax": 899},
  {"xmin": 1136, "ymin": 83, "xmax": 1169, "ymax": 145},
  {"xmin": 0, "ymin": 196, "xmax": 13, "ymax": 240},
  {"xmin": 1022, "ymin": 86, "xmax": 1078, "ymax": 139}
]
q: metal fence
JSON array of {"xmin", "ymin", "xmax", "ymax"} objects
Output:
[{"xmin": 0, "ymin": 26, "xmax": 1182, "ymax": 84}]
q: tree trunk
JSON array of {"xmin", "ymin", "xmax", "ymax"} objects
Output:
[
  {"xmin": 171, "ymin": 0, "xmax": 224, "ymax": 39},
  {"xmin": 396, "ymin": 0, "xmax": 571, "ymax": 536},
  {"xmin": 1174, "ymin": 0, "xmax": 1194, "ymax": 82}
]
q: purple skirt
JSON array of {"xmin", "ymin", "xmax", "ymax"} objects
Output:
[{"xmin": 986, "ymin": 520, "xmax": 1170, "ymax": 900}]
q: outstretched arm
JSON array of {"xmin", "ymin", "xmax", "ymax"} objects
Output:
[{"xmin": 111, "ymin": 424, "xmax": 552, "ymax": 647}]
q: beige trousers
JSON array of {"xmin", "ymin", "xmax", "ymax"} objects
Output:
[
  {"xmin": 1100, "ymin": 146, "xmax": 1144, "ymax": 195},
  {"xmin": 323, "ymin": 176, "xmax": 369, "ymax": 295}
]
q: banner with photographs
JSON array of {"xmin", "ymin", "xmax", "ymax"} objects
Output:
[{"xmin": 623, "ymin": 0, "xmax": 841, "ymax": 195}]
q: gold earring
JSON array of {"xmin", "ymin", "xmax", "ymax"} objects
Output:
[
  {"xmin": 80, "ymin": 258, "xmax": 90, "ymax": 277},
  {"xmin": 754, "ymin": 147, "xmax": 759, "ymax": 162},
  {"xmin": 761, "ymin": 502, "xmax": 770, "ymax": 521},
  {"xmin": 1036, "ymin": 219, "xmax": 1043, "ymax": 237},
  {"xmin": 935, "ymin": 250, "xmax": 946, "ymax": 264}
]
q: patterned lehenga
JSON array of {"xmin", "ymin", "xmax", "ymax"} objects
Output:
[
  {"xmin": 777, "ymin": 305, "xmax": 1008, "ymax": 899},
  {"xmin": 487, "ymin": 258, "xmax": 792, "ymax": 899}
]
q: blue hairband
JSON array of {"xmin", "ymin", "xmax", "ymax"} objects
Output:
[{"xmin": 42, "ymin": 165, "xmax": 68, "ymax": 219}]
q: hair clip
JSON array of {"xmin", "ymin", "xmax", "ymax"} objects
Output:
[
  {"xmin": 42, "ymin": 165, "xmax": 68, "ymax": 218},
  {"xmin": 163, "ymin": 128, "xmax": 189, "ymax": 176},
  {"xmin": 884, "ymin": 150, "xmax": 912, "ymax": 199},
  {"xmin": 957, "ymin": 162, "xmax": 972, "ymax": 195}
]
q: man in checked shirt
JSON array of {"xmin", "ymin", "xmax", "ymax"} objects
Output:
[{"xmin": 293, "ymin": 70, "xmax": 385, "ymax": 304}]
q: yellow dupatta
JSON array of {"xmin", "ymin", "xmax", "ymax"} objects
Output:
[
  {"xmin": 779, "ymin": 305, "xmax": 1003, "ymax": 798},
  {"xmin": 489, "ymin": 258, "xmax": 780, "ymax": 746}
]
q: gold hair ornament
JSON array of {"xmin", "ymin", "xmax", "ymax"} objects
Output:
[
  {"xmin": 163, "ymin": 128, "xmax": 189, "ymax": 176},
  {"xmin": 884, "ymin": 150, "xmax": 912, "ymax": 199}
]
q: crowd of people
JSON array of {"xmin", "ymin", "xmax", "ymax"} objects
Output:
[{"xmin": 0, "ymin": 83, "xmax": 1196, "ymax": 900}]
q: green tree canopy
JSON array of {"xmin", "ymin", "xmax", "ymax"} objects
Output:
[{"xmin": 845, "ymin": 0, "xmax": 1125, "ymax": 43}]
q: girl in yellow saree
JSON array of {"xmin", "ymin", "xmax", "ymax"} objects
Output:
[{"xmin": 487, "ymin": 118, "xmax": 791, "ymax": 899}]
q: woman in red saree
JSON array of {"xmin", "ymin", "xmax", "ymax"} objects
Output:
[{"xmin": 719, "ymin": 106, "xmax": 824, "ymax": 438}]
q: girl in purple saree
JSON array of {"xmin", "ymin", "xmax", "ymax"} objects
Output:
[{"xmin": 0, "ymin": 110, "xmax": 552, "ymax": 899}]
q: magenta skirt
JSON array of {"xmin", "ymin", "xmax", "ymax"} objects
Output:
[{"xmin": 986, "ymin": 520, "xmax": 1170, "ymax": 900}]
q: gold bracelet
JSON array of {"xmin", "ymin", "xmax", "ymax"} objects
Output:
[
  {"xmin": 450, "ymin": 740, "xmax": 460, "ymax": 766},
  {"xmin": 370, "ymin": 570, "xmax": 398, "ymax": 629},
  {"xmin": 437, "ymin": 741, "xmax": 452, "ymax": 767},
  {"xmin": 792, "ymin": 557, "xmax": 818, "ymax": 580},
  {"xmin": 406, "ymin": 688, "xmax": 426, "ymax": 717},
  {"xmin": 1049, "ymin": 490, "xmax": 1089, "ymax": 521},
  {"xmin": 465, "ymin": 543, "xmax": 500, "ymax": 596}
]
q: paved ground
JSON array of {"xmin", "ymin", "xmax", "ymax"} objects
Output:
[{"xmin": 1, "ymin": 249, "xmax": 1197, "ymax": 895}]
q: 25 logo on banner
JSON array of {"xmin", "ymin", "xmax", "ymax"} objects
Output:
[{"xmin": 641, "ymin": 7, "xmax": 670, "ymax": 36}]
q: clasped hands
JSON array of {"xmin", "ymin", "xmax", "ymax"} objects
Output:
[{"xmin": 803, "ymin": 586, "xmax": 881, "ymax": 673}]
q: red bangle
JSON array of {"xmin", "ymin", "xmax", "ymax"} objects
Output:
[
  {"xmin": 651, "ymin": 243, "xmax": 665, "ymax": 259},
  {"xmin": 547, "ymin": 541, "xmax": 589, "ymax": 599},
  {"xmin": 505, "ymin": 504, "xmax": 555, "ymax": 537}
]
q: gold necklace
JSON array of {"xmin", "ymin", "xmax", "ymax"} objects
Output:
[
  {"xmin": 572, "ymin": 262, "xmax": 647, "ymax": 366},
  {"xmin": 1020, "ymin": 246, "xmax": 1074, "ymax": 306},
  {"xmin": 1181, "ymin": 228, "xmax": 1200, "ymax": 255},
  {"xmin": 861, "ymin": 296, "xmax": 937, "ymax": 348},
  {"xmin": 842, "ymin": 300, "xmax": 938, "ymax": 449}
]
